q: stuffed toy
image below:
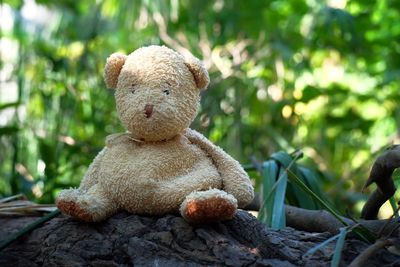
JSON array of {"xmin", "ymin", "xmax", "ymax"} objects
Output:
[{"xmin": 56, "ymin": 45, "xmax": 254, "ymax": 224}]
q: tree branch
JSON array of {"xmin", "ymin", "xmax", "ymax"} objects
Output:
[
  {"xmin": 348, "ymin": 238, "xmax": 395, "ymax": 267},
  {"xmin": 244, "ymin": 194, "xmax": 400, "ymax": 237},
  {"xmin": 361, "ymin": 145, "xmax": 400, "ymax": 219}
]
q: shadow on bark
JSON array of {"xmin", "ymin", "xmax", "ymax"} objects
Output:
[{"xmin": 1, "ymin": 210, "xmax": 399, "ymax": 266}]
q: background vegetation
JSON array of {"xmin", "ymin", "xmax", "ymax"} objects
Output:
[{"xmin": 1, "ymin": 0, "xmax": 399, "ymax": 218}]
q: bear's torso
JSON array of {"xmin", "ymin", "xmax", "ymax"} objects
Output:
[{"xmin": 98, "ymin": 133, "xmax": 222, "ymax": 214}]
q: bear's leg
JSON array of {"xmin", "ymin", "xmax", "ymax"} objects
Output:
[
  {"xmin": 56, "ymin": 184, "xmax": 117, "ymax": 222},
  {"xmin": 179, "ymin": 188, "xmax": 238, "ymax": 224}
]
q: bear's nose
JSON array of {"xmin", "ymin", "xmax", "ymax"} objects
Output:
[{"xmin": 144, "ymin": 104, "xmax": 154, "ymax": 118}]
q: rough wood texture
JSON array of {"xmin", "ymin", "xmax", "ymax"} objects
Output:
[{"xmin": 0, "ymin": 211, "xmax": 399, "ymax": 266}]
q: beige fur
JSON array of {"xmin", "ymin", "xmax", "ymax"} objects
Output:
[
  {"xmin": 56, "ymin": 45, "xmax": 254, "ymax": 223},
  {"xmin": 104, "ymin": 53, "xmax": 127, "ymax": 89}
]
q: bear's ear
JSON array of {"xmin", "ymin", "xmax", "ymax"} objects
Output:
[
  {"xmin": 103, "ymin": 52, "xmax": 127, "ymax": 89},
  {"xmin": 184, "ymin": 56, "xmax": 210, "ymax": 91}
]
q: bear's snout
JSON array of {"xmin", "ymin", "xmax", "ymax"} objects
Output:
[{"xmin": 144, "ymin": 104, "xmax": 154, "ymax": 118}]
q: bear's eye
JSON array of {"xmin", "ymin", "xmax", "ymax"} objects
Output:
[
  {"xmin": 131, "ymin": 89, "xmax": 136, "ymax": 94},
  {"xmin": 163, "ymin": 89, "xmax": 170, "ymax": 95}
]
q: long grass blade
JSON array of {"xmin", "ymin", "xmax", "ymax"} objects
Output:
[
  {"xmin": 262, "ymin": 152, "xmax": 302, "ymax": 206},
  {"xmin": 0, "ymin": 194, "xmax": 25, "ymax": 203},
  {"xmin": 268, "ymin": 151, "xmax": 373, "ymax": 242},
  {"xmin": 0, "ymin": 209, "xmax": 61, "ymax": 251},
  {"xmin": 288, "ymin": 182, "xmax": 316, "ymax": 209},
  {"xmin": 330, "ymin": 227, "xmax": 347, "ymax": 267},
  {"xmin": 286, "ymin": 168, "xmax": 346, "ymax": 225},
  {"xmin": 287, "ymin": 168, "xmax": 374, "ymax": 243},
  {"xmin": 298, "ymin": 166, "xmax": 327, "ymax": 207},
  {"xmin": 271, "ymin": 151, "xmax": 317, "ymax": 209},
  {"xmin": 259, "ymin": 160, "xmax": 279, "ymax": 225},
  {"xmin": 259, "ymin": 151, "xmax": 302, "ymax": 227},
  {"xmin": 271, "ymin": 168, "xmax": 287, "ymax": 229},
  {"xmin": 305, "ymin": 224, "xmax": 358, "ymax": 258},
  {"xmin": 304, "ymin": 234, "xmax": 341, "ymax": 257}
]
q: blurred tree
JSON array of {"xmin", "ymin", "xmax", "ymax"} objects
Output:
[{"xmin": 0, "ymin": 0, "xmax": 399, "ymax": 216}]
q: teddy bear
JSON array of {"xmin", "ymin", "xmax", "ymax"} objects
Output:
[{"xmin": 56, "ymin": 45, "xmax": 254, "ymax": 224}]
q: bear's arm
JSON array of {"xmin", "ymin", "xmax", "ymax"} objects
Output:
[
  {"xmin": 184, "ymin": 128, "xmax": 254, "ymax": 208},
  {"xmin": 80, "ymin": 133, "xmax": 133, "ymax": 191},
  {"xmin": 79, "ymin": 147, "xmax": 108, "ymax": 191}
]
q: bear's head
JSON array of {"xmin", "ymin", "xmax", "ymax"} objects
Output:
[{"xmin": 103, "ymin": 45, "xmax": 209, "ymax": 142}]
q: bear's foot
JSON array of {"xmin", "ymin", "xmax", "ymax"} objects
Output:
[
  {"xmin": 56, "ymin": 189, "xmax": 96, "ymax": 222},
  {"xmin": 57, "ymin": 198, "xmax": 95, "ymax": 222},
  {"xmin": 180, "ymin": 189, "xmax": 238, "ymax": 224},
  {"xmin": 56, "ymin": 185, "xmax": 117, "ymax": 222}
]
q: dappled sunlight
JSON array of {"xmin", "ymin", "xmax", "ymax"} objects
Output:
[
  {"xmin": 281, "ymin": 105, "xmax": 293, "ymax": 119},
  {"xmin": 327, "ymin": 0, "xmax": 347, "ymax": 9},
  {"xmin": 267, "ymin": 84, "xmax": 283, "ymax": 102},
  {"xmin": 378, "ymin": 200, "xmax": 395, "ymax": 219}
]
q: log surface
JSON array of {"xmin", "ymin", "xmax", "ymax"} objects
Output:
[{"xmin": 0, "ymin": 210, "xmax": 398, "ymax": 266}]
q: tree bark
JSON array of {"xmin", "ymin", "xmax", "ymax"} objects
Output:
[{"xmin": 0, "ymin": 210, "xmax": 398, "ymax": 266}]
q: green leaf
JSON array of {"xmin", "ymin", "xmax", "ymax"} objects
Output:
[
  {"xmin": 0, "ymin": 102, "xmax": 19, "ymax": 111},
  {"xmin": 0, "ymin": 126, "xmax": 19, "ymax": 135},
  {"xmin": 260, "ymin": 151, "xmax": 302, "ymax": 228},
  {"xmin": 271, "ymin": 168, "xmax": 287, "ymax": 229},
  {"xmin": 259, "ymin": 160, "xmax": 279, "ymax": 225},
  {"xmin": 270, "ymin": 150, "xmax": 299, "ymax": 168},
  {"xmin": 389, "ymin": 197, "xmax": 399, "ymax": 218},
  {"xmin": 298, "ymin": 168, "xmax": 322, "ymax": 193},
  {"xmin": 288, "ymin": 182, "xmax": 316, "ymax": 209},
  {"xmin": 301, "ymin": 86, "xmax": 321, "ymax": 103},
  {"xmin": 271, "ymin": 151, "xmax": 317, "ymax": 209},
  {"xmin": 298, "ymin": 167, "xmax": 327, "ymax": 208},
  {"xmin": 3, "ymin": 0, "xmax": 23, "ymax": 9},
  {"xmin": 286, "ymin": 168, "xmax": 374, "ymax": 243},
  {"xmin": 286, "ymin": 168, "xmax": 346, "ymax": 224}
]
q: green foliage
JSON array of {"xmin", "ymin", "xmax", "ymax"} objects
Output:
[
  {"xmin": 258, "ymin": 151, "xmax": 340, "ymax": 229},
  {"xmin": 0, "ymin": 0, "xmax": 399, "ymax": 216},
  {"xmin": 258, "ymin": 151, "xmax": 376, "ymax": 242}
]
